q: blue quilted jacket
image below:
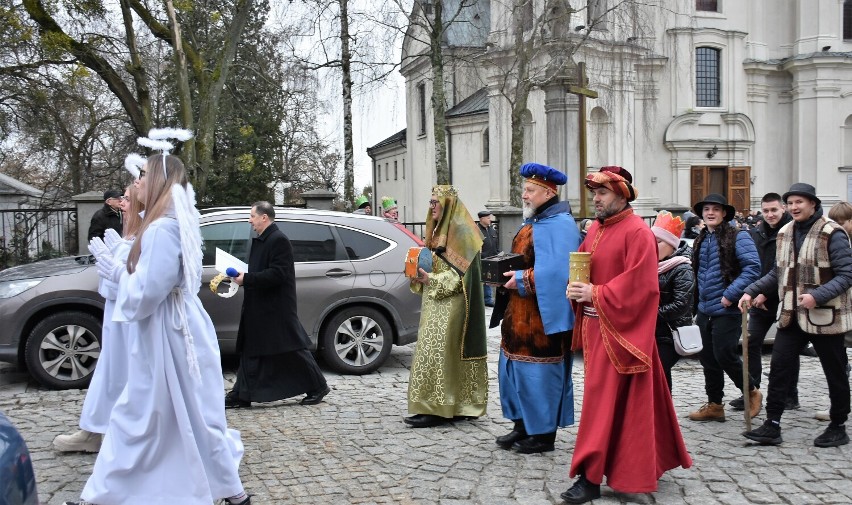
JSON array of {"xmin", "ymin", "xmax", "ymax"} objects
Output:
[{"xmin": 695, "ymin": 230, "xmax": 761, "ymax": 316}]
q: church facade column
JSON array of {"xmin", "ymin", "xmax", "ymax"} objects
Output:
[{"xmin": 544, "ymin": 84, "xmax": 579, "ymax": 210}]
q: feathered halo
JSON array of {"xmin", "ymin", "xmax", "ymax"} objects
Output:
[
  {"xmin": 137, "ymin": 127, "xmax": 194, "ymax": 178},
  {"xmin": 123, "ymin": 153, "xmax": 146, "ymax": 179}
]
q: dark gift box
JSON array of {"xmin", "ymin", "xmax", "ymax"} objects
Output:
[{"xmin": 481, "ymin": 253, "xmax": 526, "ymax": 285}]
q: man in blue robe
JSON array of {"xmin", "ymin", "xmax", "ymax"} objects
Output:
[{"xmin": 490, "ymin": 162, "xmax": 580, "ymax": 453}]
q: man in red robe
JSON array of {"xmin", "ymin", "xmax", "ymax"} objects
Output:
[{"xmin": 562, "ymin": 166, "xmax": 692, "ymax": 503}]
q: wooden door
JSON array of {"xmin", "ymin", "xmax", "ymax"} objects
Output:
[
  {"xmin": 691, "ymin": 167, "xmax": 710, "ymax": 208},
  {"xmin": 727, "ymin": 166, "xmax": 751, "ymax": 214}
]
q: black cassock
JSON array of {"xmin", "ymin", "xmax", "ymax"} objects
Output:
[{"xmin": 232, "ymin": 223, "xmax": 326, "ymax": 402}]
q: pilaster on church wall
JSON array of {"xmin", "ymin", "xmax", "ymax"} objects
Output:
[{"xmin": 485, "ymin": 84, "xmax": 512, "ymax": 207}]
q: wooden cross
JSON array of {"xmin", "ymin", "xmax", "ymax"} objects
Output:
[{"xmin": 568, "ymin": 62, "xmax": 598, "ymax": 219}]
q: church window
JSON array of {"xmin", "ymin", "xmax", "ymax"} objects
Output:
[
  {"xmin": 696, "ymin": 47, "xmax": 721, "ymax": 107},
  {"xmin": 696, "ymin": 0, "xmax": 718, "ymax": 11}
]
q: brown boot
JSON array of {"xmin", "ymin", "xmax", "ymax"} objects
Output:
[
  {"xmin": 688, "ymin": 402, "xmax": 726, "ymax": 422},
  {"xmin": 748, "ymin": 388, "xmax": 763, "ymax": 419}
]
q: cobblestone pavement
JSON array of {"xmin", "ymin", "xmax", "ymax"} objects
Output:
[{"xmin": 2, "ymin": 308, "xmax": 851, "ymax": 504}]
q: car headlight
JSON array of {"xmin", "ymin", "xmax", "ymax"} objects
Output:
[{"xmin": 0, "ymin": 279, "xmax": 43, "ymax": 299}]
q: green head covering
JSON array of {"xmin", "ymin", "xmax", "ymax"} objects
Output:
[
  {"xmin": 354, "ymin": 195, "xmax": 369, "ymax": 209},
  {"xmin": 381, "ymin": 196, "xmax": 397, "ymax": 211}
]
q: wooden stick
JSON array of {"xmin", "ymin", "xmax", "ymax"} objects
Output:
[{"xmin": 741, "ymin": 307, "xmax": 752, "ymax": 432}]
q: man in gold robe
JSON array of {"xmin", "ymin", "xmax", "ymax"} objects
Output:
[{"xmin": 404, "ymin": 185, "xmax": 489, "ymax": 428}]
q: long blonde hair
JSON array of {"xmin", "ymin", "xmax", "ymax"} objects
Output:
[
  {"xmin": 122, "ymin": 183, "xmax": 145, "ymax": 239},
  {"xmin": 126, "ymin": 154, "xmax": 188, "ymax": 272}
]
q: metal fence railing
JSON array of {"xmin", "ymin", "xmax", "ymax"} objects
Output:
[{"xmin": 0, "ymin": 208, "xmax": 78, "ymax": 270}]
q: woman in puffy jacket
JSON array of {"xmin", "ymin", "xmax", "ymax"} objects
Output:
[{"xmin": 652, "ymin": 211, "xmax": 695, "ymax": 393}]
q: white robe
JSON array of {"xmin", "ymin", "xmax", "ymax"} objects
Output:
[
  {"xmin": 80, "ymin": 238, "xmax": 133, "ymax": 434},
  {"xmin": 82, "ymin": 216, "xmax": 244, "ymax": 505}
]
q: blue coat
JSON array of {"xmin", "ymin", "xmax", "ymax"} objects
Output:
[{"xmin": 695, "ymin": 229, "xmax": 760, "ymax": 316}]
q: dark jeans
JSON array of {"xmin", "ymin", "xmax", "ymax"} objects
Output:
[
  {"xmin": 656, "ymin": 340, "xmax": 680, "ymax": 394},
  {"xmin": 696, "ymin": 312, "xmax": 757, "ymax": 404},
  {"xmin": 748, "ymin": 308, "xmax": 799, "ymax": 400},
  {"xmin": 766, "ymin": 323, "xmax": 850, "ymax": 425}
]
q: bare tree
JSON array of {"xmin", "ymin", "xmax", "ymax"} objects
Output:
[
  {"xmin": 19, "ymin": 0, "xmax": 256, "ymax": 198},
  {"xmin": 485, "ymin": 0, "xmax": 661, "ymax": 206}
]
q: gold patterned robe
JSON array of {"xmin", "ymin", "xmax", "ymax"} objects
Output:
[{"xmin": 408, "ymin": 253, "xmax": 488, "ymax": 418}]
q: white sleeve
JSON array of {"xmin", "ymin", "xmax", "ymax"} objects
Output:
[{"xmin": 113, "ymin": 219, "xmax": 182, "ymax": 322}]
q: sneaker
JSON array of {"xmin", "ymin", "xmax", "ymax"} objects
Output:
[
  {"xmin": 53, "ymin": 430, "xmax": 102, "ymax": 453},
  {"xmin": 730, "ymin": 395, "xmax": 745, "ymax": 411},
  {"xmin": 688, "ymin": 402, "xmax": 726, "ymax": 422},
  {"xmin": 815, "ymin": 410, "xmax": 831, "ymax": 421},
  {"xmin": 748, "ymin": 388, "xmax": 763, "ymax": 419},
  {"xmin": 784, "ymin": 397, "xmax": 801, "ymax": 410},
  {"xmin": 743, "ymin": 420, "xmax": 782, "ymax": 445},
  {"xmin": 814, "ymin": 423, "xmax": 849, "ymax": 448}
]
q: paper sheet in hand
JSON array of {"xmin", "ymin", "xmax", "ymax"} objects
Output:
[{"xmin": 215, "ymin": 248, "xmax": 248, "ymax": 275}]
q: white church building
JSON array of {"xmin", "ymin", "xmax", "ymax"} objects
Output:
[{"xmin": 367, "ymin": 0, "xmax": 852, "ymax": 222}]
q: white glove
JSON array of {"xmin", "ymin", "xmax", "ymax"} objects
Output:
[
  {"xmin": 88, "ymin": 237, "xmax": 109, "ymax": 262},
  {"xmin": 90, "ymin": 238, "xmax": 124, "ymax": 283},
  {"xmin": 103, "ymin": 228, "xmax": 122, "ymax": 251}
]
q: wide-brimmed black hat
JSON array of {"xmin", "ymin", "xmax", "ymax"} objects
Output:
[
  {"xmin": 693, "ymin": 193, "xmax": 736, "ymax": 222},
  {"xmin": 782, "ymin": 183, "xmax": 821, "ymax": 207}
]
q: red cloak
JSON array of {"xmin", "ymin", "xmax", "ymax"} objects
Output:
[{"xmin": 570, "ymin": 208, "xmax": 692, "ymax": 493}]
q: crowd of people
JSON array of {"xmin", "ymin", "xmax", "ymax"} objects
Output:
[{"xmin": 62, "ymin": 144, "xmax": 849, "ymax": 503}]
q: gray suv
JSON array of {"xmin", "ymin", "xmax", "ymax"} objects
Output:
[{"xmin": 0, "ymin": 208, "xmax": 423, "ymax": 389}]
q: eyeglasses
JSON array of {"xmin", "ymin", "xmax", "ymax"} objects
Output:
[
  {"xmin": 138, "ymin": 168, "xmax": 146, "ymax": 178},
  {"xmin": 120, "ymin": 196, "xmax": 130, "ymax": 201},
  {"xmin": 429, "ymin": 199, "xmax": 439, "ymax": 208}
]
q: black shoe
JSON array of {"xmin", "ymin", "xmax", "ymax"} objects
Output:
[
  {"xmin": 512, "ymin": 436, "xmax": 555, "ymax": 454},
  {"xmin": 496, "ymin": 427, "xmax": 527, "ymax": 449},
  {"xmin": 801, "ymin": 344, "xmax": 818, "ymax": 357},
  {"xmin": 225, "ymin": 390, "xmax": 251, "ymax": 409},
  {"xmin": 784, "ymin": 398, "xmax": 801, "ymax": 410},
  {"xmin": 300, "ymin": 385, "xmax": 331, "ymax": 405},
  {"xmin": 814, "ymin": 423, "xmax": 849, "ymax": 448},
  {"xmin": 403, "ymin": 414, "xmax": 449, "ymax": 428},
  {"xmin": 730, "ymin": 396, "xmax": 745, "ymax": 411},
  {"xmin": 743, "ymin": 420, "xmax": 782, "ymax": 445},
  {"xmin": 453, "ymin": 415, "xmax": 478, "ymax": 421},
  {"xmin": 560, "ymin": 475, "xmax": 601, "ymax": 504},
  {"xmin": 224, "ymin": 496, "xmax": 252, "ymax": 505}
]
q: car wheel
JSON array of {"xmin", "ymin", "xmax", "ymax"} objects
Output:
[
  {"xmin": 24, "ymin": 311, "xmax": 102, "ymax": 390},
  {"xmin": 320, "ymin": 306, "xmax": 392, "ymax": 375}
]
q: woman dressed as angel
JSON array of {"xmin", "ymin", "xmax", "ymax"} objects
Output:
[{"xmin": 66, "ymin": 144, "xmax": 250, "ymax": 505}]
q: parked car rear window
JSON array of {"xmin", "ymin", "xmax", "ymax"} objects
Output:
[
  {"xmin": 337, "ymin": 227, "xmax": 391, "ymax": 260},
  {"xmin": 278, "ymin": 222, "xmax": 342, "ymax": 262},
  {"xmin": 200, "ymin": 221, "xmax": 251, "ymax": 265}
]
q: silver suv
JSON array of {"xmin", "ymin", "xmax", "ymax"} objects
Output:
[{"xmin": 0, "ymin": 208, "xmax": 423, "ymax": 389}]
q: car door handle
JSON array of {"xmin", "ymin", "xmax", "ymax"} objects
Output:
[{"xmin": 325, "ymin": 269, "xmax": 352, "ymax": 278}]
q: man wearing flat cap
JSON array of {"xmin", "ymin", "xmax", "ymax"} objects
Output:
[
  {"xmin": 489, "ymin": 162, "xmax": 580, "ymax": 455},
  {"xmin": 87, "ymin": 189, "xmax": 123, "ymax": 241},
  {"xmin": 687, "ymin": 193, "xmax": 762, "ymax": 424},
  {"xmin": 740, "ymin": 183, "xmax": 852, "ymax": 448},
  {"xmin": 562, "ymin": 166, "xmax": 691, "ymax": 504},
  {"xmin": 477, "ymin": 210, "xmax": 499, "ymax": 306}
]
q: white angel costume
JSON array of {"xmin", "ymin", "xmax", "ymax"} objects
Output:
[
  {"xmin": 79, "ymin": 235, "xmax": 134, "ymax": 433},
  {"xmin": 81, "ymin": 185, "xmax": 245, "ymax": 505}
]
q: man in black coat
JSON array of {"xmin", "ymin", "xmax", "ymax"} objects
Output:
[
  {"xmin": 87, "ymin": 190, "xmax": 123, "ymax": 240},
  {"xmin": 477, "ymin": 210, "xmax": 499, "ymax": 306},
  {"xmin": 730, "ymin": 193, "xmax": 796, "ymax": 411},
  {"xmin": 226, "ymin": 201, "xmax": 330, "ymax": 408}
]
